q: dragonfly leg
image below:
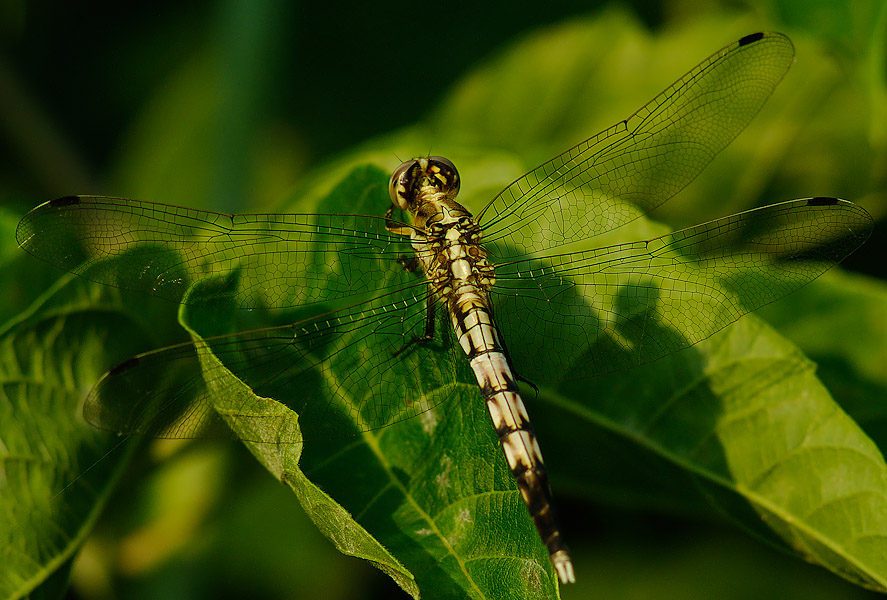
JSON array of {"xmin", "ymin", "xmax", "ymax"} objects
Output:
[
  {"xmin": 385, "ymin": 206, "xmax": 412, "ymax": 236},
  {"xmin": 393, "ymin": 293, "xmax": 436, "ymax": 358}
]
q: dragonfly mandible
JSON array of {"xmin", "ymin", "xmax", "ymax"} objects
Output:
[{"xmin": 15, "ymin": 31, "xmax": 873, "ymax": 586}]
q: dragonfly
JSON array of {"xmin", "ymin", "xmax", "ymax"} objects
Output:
[{"xmin": 15, "ymin": 32, "xmax": 873, "ymax": 586}]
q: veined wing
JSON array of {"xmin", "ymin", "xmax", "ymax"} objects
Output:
[
  {"xmin": 476, "ymin": 32, "xmax": 794, "ymax": 256},
  {"xmin": 491, "ymin": 198, "xmax": 873, "ymax": 384},
  {"xmin": 15, "ymin": 193, "xmax": 415, "ymax": 310},
  {"xmin": 84, "ymin": 281, "xmax": 468, "ymax": 442}
]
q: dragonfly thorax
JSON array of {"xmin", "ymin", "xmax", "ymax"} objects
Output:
[{"xmin": 387, "ymin": 157, "xmax": 494, "ymax": 294}]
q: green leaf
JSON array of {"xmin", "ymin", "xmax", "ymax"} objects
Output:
[
  {"xmin": 533, "ymin": 314, "xmax": 887, "ymax": 590},
  {"xmin": 0, "ymin": 221, "xmax": 187, "ymax": 599},
  {"xmin": 183, "ymin": 308, "xmax": 426, "ymax": 596},
  {"xmin": 182, "ymin": 308, "xmax": 558, "ymax": 598},
  {"xmin": 0, "ymin": 279, "xmax": 154, "ymax": 599},
  {"xmin": 755, "ymin": 271, "xmax": 887, "ymax": 445}
]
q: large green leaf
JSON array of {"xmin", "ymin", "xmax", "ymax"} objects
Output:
[
  {"xmin": 755, "ymin": 271, "xmax": 887, "ymax": 445},
  {"xmin": 0, "ymin": 282, "xmax": 156, "ymax": 599},
  {"xmin": 0, "ymin": 202, "xmax": 188, "ymax": 599},
  {"xmin": 535, "ymin": 313, "xmax": 887, "ymax": 590},
  {"xmin": 120, "ymin": 164, "xmax": 883, "ymax": 596}
]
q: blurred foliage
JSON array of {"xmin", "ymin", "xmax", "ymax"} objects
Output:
[{"xmin": 1, "ymin": 0, "xmax": 886, "ymax": 599}]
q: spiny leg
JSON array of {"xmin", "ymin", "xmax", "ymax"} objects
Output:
[
  {"xmin": 386, "ymin": 205, "xmax": 436, "ymax": 357},
  {"xmin": 385, "ymin": 206, "xmax": 412, "ymax": 236},
  {"xmin": 393, "ymin": 292, "xmax": 436, "ymax": 358}
]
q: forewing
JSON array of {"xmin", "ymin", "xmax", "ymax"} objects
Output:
[
  {"xmin": 492, "ymin": 199, "xmax": 873, "ymax": 384},
  {"xmin": 477, "ymin": 32, "xmax": 795, "ymax": 256},
  {"xmin": 15, "ymin": 194, "xmax": 413, "ymax": 310}
]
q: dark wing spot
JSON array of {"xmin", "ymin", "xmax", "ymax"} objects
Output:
[
  {"xmin": 109, "ymin": 356, "xmax": 140, "ymax": 375},
  {"xmin": 808, "ymin": 197, "xmax": 839, "ymax": 206},
  {"xmin": 50, "ymin": 195, "xmax": 81, "ymax": 207},
  {"xmin": 738, "ymin": 32, "xmax": 764, "ymax": 46}
]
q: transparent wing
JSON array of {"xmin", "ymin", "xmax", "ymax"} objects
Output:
[
  {"xmin": 476, "ymin": 32, "xmax": 795, "ymax": 256},
  {"xmin": 84, "ymin": 284, "xmax": 468, "ymax": 442},
  {"xmin": 492, "ymin": 198, "xmax": 873, "ymax": 383},
  {"xmin": 15, "ymin": 194, "xmax": 414, "ymax": 310}
]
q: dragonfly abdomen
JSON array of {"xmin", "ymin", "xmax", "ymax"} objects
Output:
[{"xmin": 452, "ymin": 291, "xmax": 576, "ymax": 585}]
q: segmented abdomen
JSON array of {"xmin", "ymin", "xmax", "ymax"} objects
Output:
[{"xmin": 449, "ymin": 289, "xmax": 575, "ymax": 584}]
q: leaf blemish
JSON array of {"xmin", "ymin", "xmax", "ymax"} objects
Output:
[
  {"xmin": 435, "ymin": 455, "xmax": 452, "ymax": 489},
  {"xmin": 419, "ymin": 405, "xmax": 437, "ymax": 434},
  {"xmin": 447, "ymin": 508, "xmax": 474, "ymax": 547}
]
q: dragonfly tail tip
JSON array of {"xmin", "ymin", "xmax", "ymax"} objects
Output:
[{"xmin": 551, "ymin": 550, "xmax": 576, "ymax": 584}]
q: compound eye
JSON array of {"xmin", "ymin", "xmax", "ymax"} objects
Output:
[
  {"xmin": 389, "ymin": 160, "xmax": 418, "ymax": 209},
  {"xmin": 429, "ymin": 156, "xmax": 457, "ymax": 172},
  {"xmin": 427, "ymin": 156, "xmax": 460, "ymax": 197}
]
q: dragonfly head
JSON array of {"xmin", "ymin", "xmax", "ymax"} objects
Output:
[{"xmin": 389, "ymin": 156, "xmax": 461, "ymax": 214}]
